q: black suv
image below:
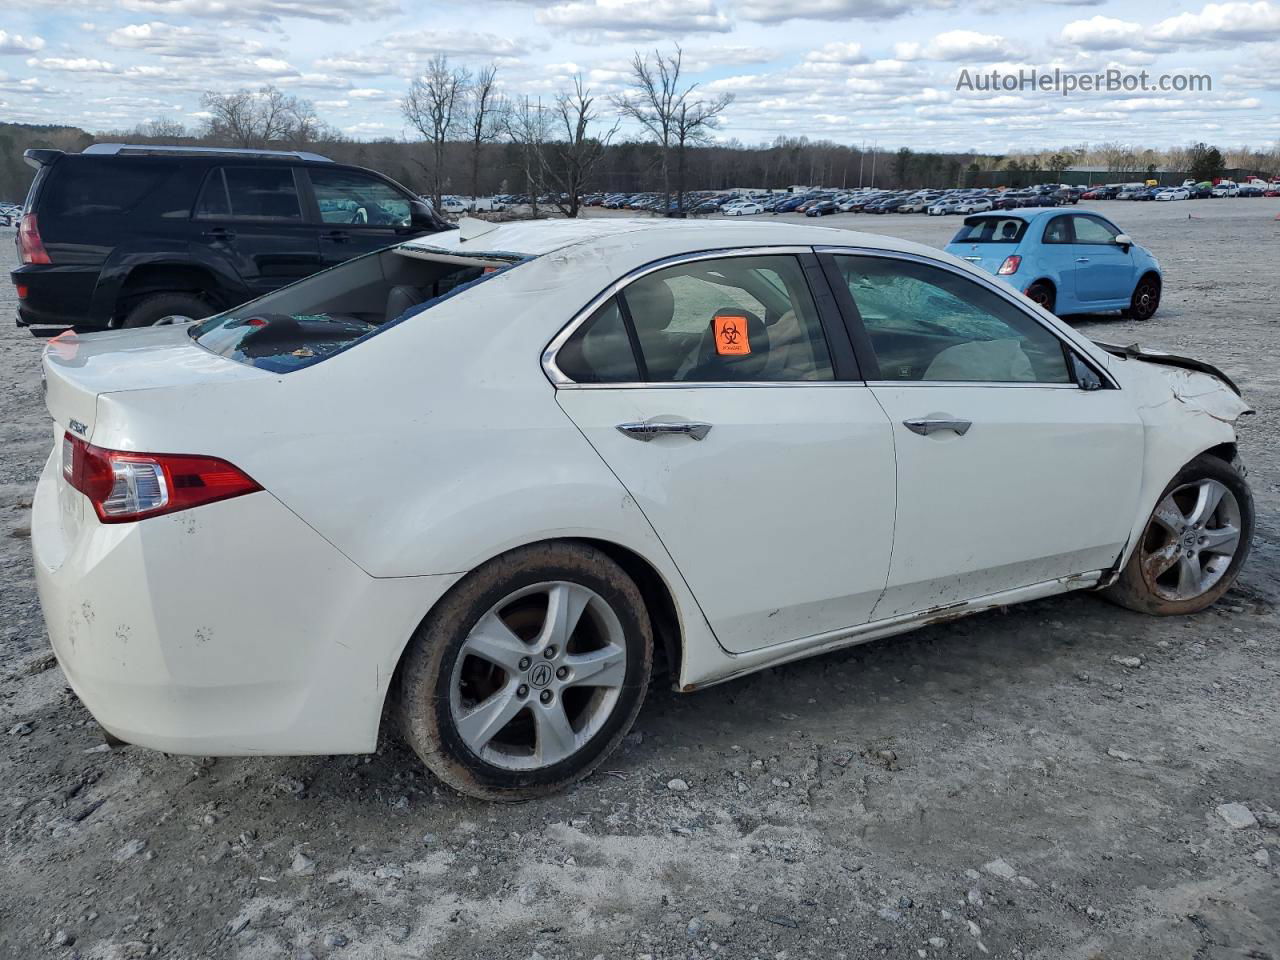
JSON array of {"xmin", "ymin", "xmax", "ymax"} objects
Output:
[{"xmin": 13, "ymin": 143, "xmax": 450, "ymax": 331}]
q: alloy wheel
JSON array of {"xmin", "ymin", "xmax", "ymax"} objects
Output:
[
  {"xmin": 1140, "ymin": 479, "xmax": 1242, "ymax": 601},
  {"xmin": 1133, "ymin": 279, "xmax": 1160, "ymax": 319},
  {"xmin": 448, "ymin": 581, "xmax": 628, "ymax": 771}
]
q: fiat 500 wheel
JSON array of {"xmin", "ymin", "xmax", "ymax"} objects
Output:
[
  {"xmin": 397, "ymin": 542, "xmax": 653, "ymax": 800},
  {"xmin": 1104, "ymin": 454, "xmax": 1253, "ymax": 615}
]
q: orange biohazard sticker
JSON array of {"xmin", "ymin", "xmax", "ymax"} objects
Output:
[{"xmin": 714, "ymin": 314, "xmax": 751, "ymax": 356}]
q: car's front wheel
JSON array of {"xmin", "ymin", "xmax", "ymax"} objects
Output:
[
  {"xmin": 398, "ymin": 542, "xmax": 653, "ymax": 800},
  {"xmin": 1125, "ymin": 274, "xmax": 1161, "ymax": 320},
  {"xmin": 1103, "ymin": 454, "xmax": 1253, "ymax": 615}
]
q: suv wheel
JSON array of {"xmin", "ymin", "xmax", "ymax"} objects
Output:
[
  {"xmin": 398, "ymin": 542, "xmax": 653, "ymax": 800},
  {"xmin": 122, "ymin": 292, "xmax": 211, "ymax": 328}
]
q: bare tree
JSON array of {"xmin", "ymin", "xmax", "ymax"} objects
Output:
[
  {"xmin": 464, "ymin": 64, "xmax": 507, "ymax": 200},
  {"xmin": 505, "ymin": 95, "xmax": 550, "ymax": 217},
  {"xmin": 613, "ymin": 45, "xmax": 732, "ymax": 213},
  {"xmin": 402, "ymin": 55, "xmax": 470, "ymax": 210},
  {"xmin": 539, "ymin": 75, "xmax": 619, "ymax": 218},
  {"xmin": 140, "ymin": 117, "xmax": 188, "ymax": 140},
  {"xmin": 200, "ymin": 86, "xmax": 322, "ymax": 148}
]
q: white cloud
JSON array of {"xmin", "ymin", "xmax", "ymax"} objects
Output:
[
  {"xmin": 1060, "ymin": 15, "xmax": 1145, "ymax": 49},
  {"xmin": 805, "ymin": 42, "xmax": 868, "ymax": 64},
  {"xmin": 0, "ymin": 30, "xmax": 46, "ymax": 54},
  {"xmin": 106, "ymin": 22, "xmax": 226, "ymax": 56},
  {"xmin": 27, "ymin": 56, "xmax": 118, "ymax": 73},
  {"xmin": 1149, "ymin": 0, "xmax": 1280, "ymax": 45},
  {"xmin": 895, "ymin": 29, "xmax": 1020, "ymax": 60},
  {"xmin": 537, "ymin": 0, "xmax": 732, "ymax": 36},
  {"xmin": 734, "ymin": 0, "xmax": 951, "ymax": 24},
  {"xmin": 117, "ymin": 0, "xmax": 401, "ymax": 23},
  {"xmin": 383, "ymin": 29, "xmax": 532, "ymax": 57}
]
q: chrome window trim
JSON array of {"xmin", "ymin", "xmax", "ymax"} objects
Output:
[
  {"xmin": 541, "ymin": 245, "xmax": 824, "ymax": 388},
  {"xmin": 814, "ymin": 244, "xmax": 1121, "ymax": 391}
]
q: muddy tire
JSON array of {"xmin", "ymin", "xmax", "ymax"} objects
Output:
[
  {"xmin": 1026, "ymin": 281, "xmax": 1056, "ymax": 314},
  {"xmin": 122, "ymin": 292, "xmax": 211, "ymax": 328},
  {"xmin": 397, "ymin": 541, "xmax": 653, "ymax": 801},
  {"xmin": 1103, "ymin": 454, "xmax": 1253, "ymax": 615}
]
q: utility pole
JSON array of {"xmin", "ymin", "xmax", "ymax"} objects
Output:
[{"xmin": 870, "ymin": 143, "xmax": 877, "ymax": 188}]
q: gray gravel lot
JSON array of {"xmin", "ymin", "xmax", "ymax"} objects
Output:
[{"xmin": 1, "ymin": 201, "xmax": 1278, "ymax": 960}]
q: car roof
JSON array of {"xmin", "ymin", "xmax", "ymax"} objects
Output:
[
  {"xmin": 400, "ymin": 216, "xmax": 940, "ymax": 261},
  {"xmin": 966, "ymin": 207, "xmax": 1106, "ymax": 222}
]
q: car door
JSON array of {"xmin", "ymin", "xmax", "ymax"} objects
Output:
[
  {"xmin": 193, "ymin": 165, "xmax": 320, "ymax": 299},
  {"xmin": 301, "ymin": 167, "xmax": 419, "ymax": 269},
  {"xmin": 551, "ymin": 250, "xmax": 898, "ymax": 654},
  {"xmin": 1068, "ymin": 214, "xmax": 1134, "ymax": 304},
  {"xmin": 821, "ymin": 249, "xmax": 1144, "ymax": 619}
]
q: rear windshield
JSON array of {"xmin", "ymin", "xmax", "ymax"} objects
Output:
[
  {"xmin": 189, "ymin": 246, "xmax": 523, "ymax": 373},
  {"xmin": 951, "ymin": 217, "xmax": 1027, "ymax": 244},
  {"xmin": 41, "ymin": 157, "xmax": 176, "ymax": 218}
]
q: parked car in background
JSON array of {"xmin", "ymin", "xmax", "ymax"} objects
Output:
[
  {"xmin": 945, "ymin": 208, "xmax": 1162, "ymax": 320},
  {"xmin": 954, "ymin": 197, "xmax": 994, "ymax": 214},
  {"xmin": 722, "ymin": 201, "xmax": 764, "ymax": 216},
  {"xmin": 805, "ymin": 200, "xmax": 840, "ymax": 217},
  {"xmin": 34, "ymin": 217, "xmax": 1251, "ymax": 800},
  {"xmin": 1211, "ymin": 181, "xmax": 1239, "ymax": 198},
  {"xmin": 12, "ymin": 143, "xmax": 449, "ymax": 331},
  {"xmin": 1155, "ymin": 187, "xmax": 1190, "ymax": 201},
  {"xmin": 927, "ymin": 198, "xmax": 961, "ymax": 216}
]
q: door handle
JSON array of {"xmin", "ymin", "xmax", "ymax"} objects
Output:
[
  {"xmin": 202, "ymin": 227, "xmax": 235, "ymax": 241},
  {"xmin": 616, "ymin": 419, "xmax": 713, "ymax": 442},
  {"xmin": 1074, "ymin": 257, "xmax": 1090, "ymax": 263},
  {"xmin": 323, "ymin": 230, "xmax": 350, "ymax": 243},
  {"xmin": 903, "ymin": 418, "xmax": 971, "ymax": 436}
]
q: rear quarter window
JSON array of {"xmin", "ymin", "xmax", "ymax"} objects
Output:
[
  {"xmin": 40, "ymin": 158, "xmax": 177, "ymax": 218},
  {"xmin": 951, "ymin": 218, "xmax": 1026, "ymax": 244}
]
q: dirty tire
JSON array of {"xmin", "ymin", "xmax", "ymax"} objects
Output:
[
  {"xmin": 1026, "ymin": 281, "xmax": 1056, "ymax": 314},
  {"xmin": 122, "ymin": 292, "xmax": 210, "ymax": 328},
  {"xmin": 1124, "ymin": 274, "xmax": 1161, "ymax": 320},
  {"xmin": 1103, "ymin": 454, "xmax": 1253, "ymax": 615},
  {"xmin": 397, "ymin": 541, "xmax": 653, "ymax": 801}
]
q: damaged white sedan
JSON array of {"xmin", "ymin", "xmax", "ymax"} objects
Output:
[{"xmin": 33, "ymin": 217, "xmax": 1253, "ymax": 799}]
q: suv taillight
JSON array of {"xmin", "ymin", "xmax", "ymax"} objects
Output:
[
  {"xmin": 62, "ymin": 432, "xmax": 261, "ymax": 523},
  {"xmin": 997, "ymin": 255, "xmax": 1022, "ymax": 275},
  {"xmin": 18, "ymin": 214, "xmax": 50, "ymax": 265}
]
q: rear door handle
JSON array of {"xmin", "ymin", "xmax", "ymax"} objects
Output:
[
  {"xmin": 1075, "ymin": 257, "xmax": 1090, "ymax": 262},
  {"xmin": 202, "ymin": 227, "xmax": 235, "ymax": 241},
  {"xmin": 323, "ymin": 230, "xmax": 351, "ymax": 243},
  {"xmin": 616, "ymin": 419, "xmax": 713, "ymax": 442},
  {"xmin": 903, "ymin": 418, "xmax": 971, "ymax": 436}
]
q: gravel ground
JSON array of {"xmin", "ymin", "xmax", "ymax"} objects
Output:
[{"xmin": 1, "ymin": 200, "xmax": 1278, "ymax": 960}]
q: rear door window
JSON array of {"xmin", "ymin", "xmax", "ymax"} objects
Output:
[{"xmin": 196, "ymin": 167, "xmax": 302, "ymax": 220}]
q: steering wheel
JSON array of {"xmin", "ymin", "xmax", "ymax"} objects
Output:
[{"xmin": 349, "ymin": 206, "xmax": 368, "ymax": 224}]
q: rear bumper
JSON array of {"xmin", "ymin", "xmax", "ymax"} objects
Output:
[
  {"xmin": 12, "ymin": 264, "xmax": 107, "ymax": 330},
  {"xmin": 32, "ymin": 451, "xmax": 460, "ymax": 755}
]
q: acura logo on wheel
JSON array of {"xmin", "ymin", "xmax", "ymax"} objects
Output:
[{"xmin": 529, "ymin": 662, "xmax": 554, "ymax": 688}]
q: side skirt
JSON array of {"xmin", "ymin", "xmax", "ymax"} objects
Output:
[{"xmin": 679, "ymin": 571, "xmax": 1103, "ymax": 691}]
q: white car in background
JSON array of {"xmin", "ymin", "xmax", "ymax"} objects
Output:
[
  {"xmin": 1155, "ymin": 187, "xmax": 1190, "ymax": 201},
  {"xmin": 1211, "ymin": 181, "xmax": 1239, "ymax": 197},
  {"xmin": 34, "ymin": 217, "xmax": 1253, "ymax": 799},
  {"xmin": 954, "ymin": 197, "xmax": 994, "ymax": 214},
  {"xmin": 722, "ymin": 201, "xmax": 764, "ymax": 216}
]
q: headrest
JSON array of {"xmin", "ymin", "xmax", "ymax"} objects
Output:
[{"xmin": 626, "ymin": 276, "xmax": 676, "ymax": 333}]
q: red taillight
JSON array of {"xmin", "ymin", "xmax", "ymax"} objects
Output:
[
  {"xmin": 62, "ymin": 432, "xmax": 261, "ymax": 523},
  {"xmin": 14, "ymin": 283, "xmax": 28, "ymax": 299},
  {"xmin": 18, "ymin": 214, "xmax": 51, "ymax": 265},
  {"xmin": 998, "ymin": 255, "xmax": 1022, "ymax": 276}
]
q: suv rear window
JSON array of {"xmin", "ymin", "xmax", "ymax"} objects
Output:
[
  {"xmin": 951, "ymin": 217, "xmax": 1027, "ymax": 244},
  {"xmin": 41, "ymin": 158, "xmax": 175, "ymax": 218}
]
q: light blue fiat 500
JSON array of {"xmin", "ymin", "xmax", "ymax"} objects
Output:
[{"xmin": 944, "ymin": 208, "xmax": 1163, "ymax": 319}]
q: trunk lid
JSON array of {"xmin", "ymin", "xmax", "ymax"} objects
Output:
[{"xmin": 43, "ymin": 325, "xmax": 270, "ymax": 442}]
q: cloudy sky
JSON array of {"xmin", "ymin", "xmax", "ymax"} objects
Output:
[{"xmin": 2, "ymin": 0, "xmax": 1278, "ymax": 151}]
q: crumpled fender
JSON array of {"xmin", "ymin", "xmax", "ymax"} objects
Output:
[{"xmin": 1093, "ymin": 339, "xmax": 1244, "ymax": 397}]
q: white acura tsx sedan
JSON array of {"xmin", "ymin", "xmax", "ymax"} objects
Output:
[{"xmin": 33, "ymin": 217, "xmax": 1253, "ymax": 799}]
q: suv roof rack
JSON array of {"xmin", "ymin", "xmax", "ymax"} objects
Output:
[{"xmin": 82, "ymin": 143, "xmax": 333, "ymax": 162}]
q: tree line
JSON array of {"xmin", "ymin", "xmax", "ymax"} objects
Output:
[{"xmin": 3, "ymin": 48, "xmax": 1278, "ymax": 208}]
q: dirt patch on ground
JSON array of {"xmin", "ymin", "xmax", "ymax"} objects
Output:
[{"xmin": 1, "ymin": 201, "xmax": 1277, "ymax": 959}]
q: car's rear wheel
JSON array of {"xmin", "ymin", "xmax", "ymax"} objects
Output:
[
  {"xmin": 1025, "ymin": 281, "xmax": 1056, "ymax": 314},
  {"xmin": 1103, "ymin": 454, "xmax": 1253, "ymax": 615},
  {"xmin": 1125, "ymin": 275, "xmax": 1161, "ymax": 320},
  {"xmin": 122, "ymin": 292, "xmax": 211, "ymax": 328},
  {"xmin": 397, "ymin": 541, "xmax": 653, "ymax": 801}
]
